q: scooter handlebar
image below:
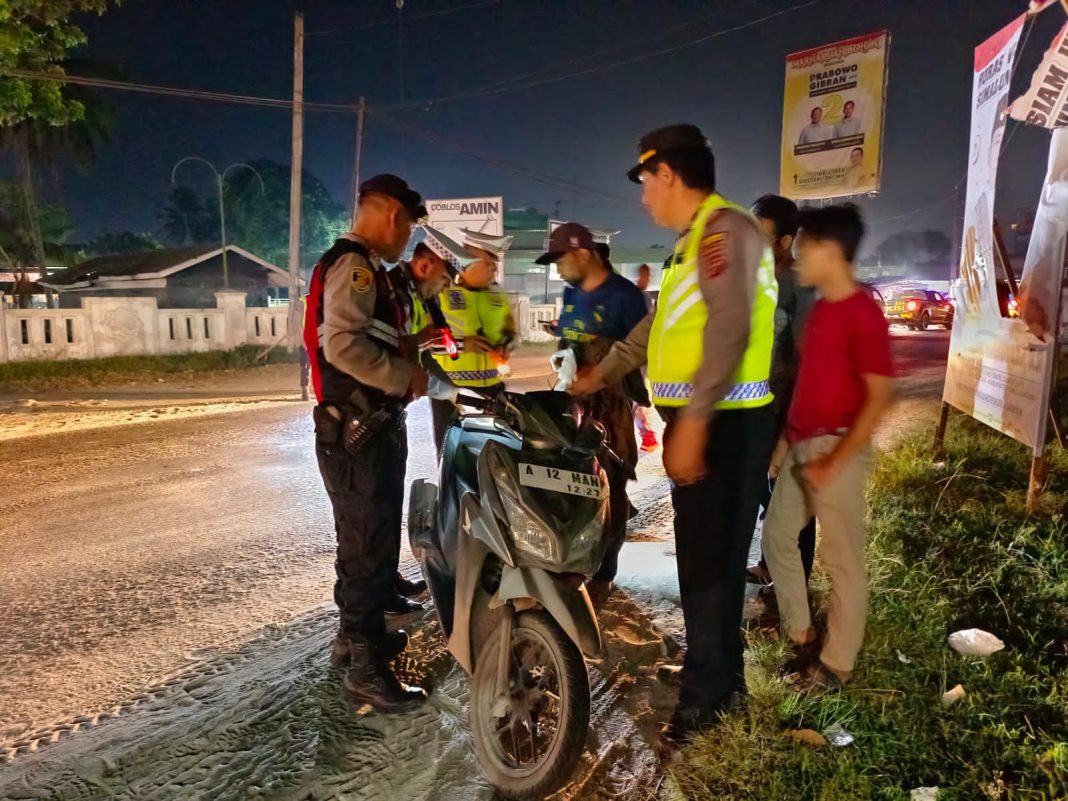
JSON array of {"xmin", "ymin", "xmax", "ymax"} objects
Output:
[{"xmin": 455, "ymin": 393, "xmax": 496, "ymax": 412}]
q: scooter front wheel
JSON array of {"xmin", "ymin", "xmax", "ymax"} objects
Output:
[{"xmin": 470, "ymin": 610, "xmax": 590, "ymax": 800}]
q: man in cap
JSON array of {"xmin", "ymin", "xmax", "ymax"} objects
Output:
[
  {"xmin": 571, "ymin": 125, "xmax": 777, "ymax": 743},
  {"xmin": 422, "ymin": 226, "xmax": 517, "ymax": 452},
  {"xmin": 538, "ymin": 223, "xmax": 649, "ymax": 604},
  {"xmin": 304, "ymin": 173, "xmax": 430, "ymax": 713}
]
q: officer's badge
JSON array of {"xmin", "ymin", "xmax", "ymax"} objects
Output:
[
  {"xmin": 448, "ymin": 290, "xmax": 466, "ymax": 309},
  {"xmin": 351, "ymin": 266, "xmax": 374, "ymax": 293},
  {"xmin": 699, "ymin": 232, "xmax": 728, "ymax": 278}
]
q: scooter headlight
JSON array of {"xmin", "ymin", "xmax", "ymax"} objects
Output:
[{"xmin": 486, "ymin": 446, "xmax": 559, "ymax": 563}]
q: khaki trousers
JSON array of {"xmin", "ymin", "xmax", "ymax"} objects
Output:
[{"xmin": 763, "ymin": 435, "xmax": 874, "ymax": 674}]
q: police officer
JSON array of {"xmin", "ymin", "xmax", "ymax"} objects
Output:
[
  {"xmin": 422, "ymin": 226, "xmax": 516, "ymax": 452},
  {"xmin": 572, "ymin": 125, "xmax": 777, "ymax": 743},
  {"xmin": 383, "ymin": 231, "xmax": 455, "ymax": 611},
  {"xmin": 539, "ymin": 223, "xmax": 649, "ymax": 604},
  {"xmin": 304, "ymin": 173, "xmax": 429, "ymax": 713}
]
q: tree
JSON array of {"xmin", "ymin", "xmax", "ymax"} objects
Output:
[
  {"xmin": 875, "ymin": 229, "xmax": 952, "ymax": 268},
  {"xmin": 161, "ymin": 160, "xmax": 349, "ymax": 269},
  {"xmin": 1, "ymin": 4, "xmax": 120, "ymax": 301},
  {"xmin": 0, "ymin": 181, "xmax": 75, "ymax": 307},
  {"xmin": 158, "ymin": 186, "xmax": 218, "ymax": 246},
  {"xmin": 83, "ymin": 231, "xmax": 162, "ymax": 256}
]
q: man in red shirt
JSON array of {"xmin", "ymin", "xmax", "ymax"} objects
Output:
[{"xmin": 763, "ymin": 204, "xmax": 894, "ymax": 690}]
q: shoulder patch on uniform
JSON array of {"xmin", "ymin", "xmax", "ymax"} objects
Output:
[
  {"xmin": 699, "ymin": 231, "xmax": 729, "ymax": 278},
  {"xmin": 351, "ymin": 266, "xmax": 374, "ymax": 293}
]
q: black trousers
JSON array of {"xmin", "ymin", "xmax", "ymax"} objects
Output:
[
  {"xmin": 664, "ymin": 405, "xmax": 775, "ymax": 713},
  {"xmin": 592, "ymin": 455, "xmax": 630, "ymax": 582},
  {"xmin": 316, "ymin": 424, "xmax": 407, "ymax": 643}
]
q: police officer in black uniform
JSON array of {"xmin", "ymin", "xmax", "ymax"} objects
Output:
[{"xmin": 303, "ymin": 174, "xmax": 429, "ymax": 713}]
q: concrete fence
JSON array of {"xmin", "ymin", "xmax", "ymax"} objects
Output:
[
  {"xmin": 0, "ymin": 291, "xmax": 291, "ymax": 363},
  {"xmin": 0, "ymin": 290, "xmax": 553, "ymax": 363}
]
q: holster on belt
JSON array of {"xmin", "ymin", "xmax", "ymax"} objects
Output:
[{"xmin": 315, "ymin": 387, "xmax": 406, "ymax": 456}]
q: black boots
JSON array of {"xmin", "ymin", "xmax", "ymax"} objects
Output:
[
  {"xmin": 384, "ymin": 593, "xmax": 424, "ymax": 619},
  {"xmin": 331, "ymin": 629, "xmax": 408, "ymax": 668},
  {"xmin": 342, "ymin": 636, "xmax": 427, "ymax": 713},
  {"xmin": 394, "ymin": 572, "xmax": 428, "ymax": 598}
]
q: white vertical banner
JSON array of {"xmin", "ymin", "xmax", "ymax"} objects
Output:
[
  {"xmin": 426, "ymin": 197, "xmax": 504, "ymax": 282},
  {"xmin": 943, "ymin": 15, "xmax": 1058, "ymax": 451}
]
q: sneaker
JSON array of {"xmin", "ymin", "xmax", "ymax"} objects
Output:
[{"xmin": 640, "ymin": 430, "xmax": 659, "ymax": 452}]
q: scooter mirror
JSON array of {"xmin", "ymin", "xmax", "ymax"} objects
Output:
[{"xmin": 573, "ymin": 417, "xmax": 607, "ymax": 453}]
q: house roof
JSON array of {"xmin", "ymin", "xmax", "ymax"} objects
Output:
[{"xmin": 41, "ymin": 245, "xmax": 300, "ymax": 290}]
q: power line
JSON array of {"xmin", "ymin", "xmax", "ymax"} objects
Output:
[
  {"xmin": 306, "ymin": 0, "xmax": 500, "ymax": 36},
  {"xmin": 456, "ymin": 1, "xmax": 755, "ymax": 98},
  {"xmin": 368, "ymin": 107, "xmax": 640, "ymax": 209},
  {"xmin": 0, "ymin": 67, "xmax": 356, "ymax": 114},
  {"xmin": 382, "ymin": 0, "xmax": 820, "ymax": 110}
]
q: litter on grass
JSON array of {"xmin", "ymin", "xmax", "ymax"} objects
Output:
[{"xmin": 948, "ymin": 629, "xmax": 1005, "ymax": 656}]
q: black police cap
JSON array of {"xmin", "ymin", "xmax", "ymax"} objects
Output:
[
  {"xmin": 626, "ymin": 124, "xmax": 712, "ymax": 183},
  {"xmin": 358, "ymin": 173, "xmax": 427, "ymax": 219}
]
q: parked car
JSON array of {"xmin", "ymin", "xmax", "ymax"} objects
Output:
[
  {"xmin": 883, "ymin": 287, "xmax": 953, "ymax": 330},
  {"xmin": 863, "ymin": 283, "xmax": 885, "ymax": 314}
]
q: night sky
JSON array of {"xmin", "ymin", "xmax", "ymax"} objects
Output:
[{"xmin": 45, "ymin": 0, "xmax": 1068, "ymax": 254}]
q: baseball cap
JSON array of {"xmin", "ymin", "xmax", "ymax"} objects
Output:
[
  {"xmin": 534, "ymin": 222, "xmax": 596, "ymax": 265},
  {"xmin": 626, "ymin": 124, "xmax": 712, "ymax": 183},
  {"xmin": 358, "ymin": 174, "xmax": 427, "ymax": 219}
]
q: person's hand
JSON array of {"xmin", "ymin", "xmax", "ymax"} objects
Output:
[
  {"xmin": 768, "ymin": 437, "xmax": 789, "ymax": 479},
  {"xmin": 408, "ymin": 325, "xmax": 442, "ymax": 351},
  {"xmin": 541, "ymin": 320, "xmax": 558, "ymax": 334},
  {"xmin": 801, "ymin": 455, "xmax": 837, "ymax": 492},
  {"xmin": 464, "ymin": 334, "xmax": 493, "ymax": 353},
  {"xmin": 569, "ymin": 367, "xmax": 605, "ymax": 397},
  {"xmin": 407, "ymin": 367, "xmax": 429, "ymax": 399},
  {"xmin": 663, "ymin": 414, "xmax": 708, "ymax": 485}
]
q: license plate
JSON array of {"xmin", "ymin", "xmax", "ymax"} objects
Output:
[{"xmin": 518, "ymin": 464, "xmax": 602, "ymax": 498}]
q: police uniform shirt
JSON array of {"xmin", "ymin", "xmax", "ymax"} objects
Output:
[{"xmin": 320, "ymin": 233, "xmax": 411, "ymax": 397}]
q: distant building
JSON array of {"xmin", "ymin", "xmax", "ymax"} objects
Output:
[{"xmin": 41, "ymin": 245, "xmax": 298, "ymax": 309}]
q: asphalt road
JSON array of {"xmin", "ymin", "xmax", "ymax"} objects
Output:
[{"xmin": 0, "ymin": 332, "xmax": 950, "ymax": 750}]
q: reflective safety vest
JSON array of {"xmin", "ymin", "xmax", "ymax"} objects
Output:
[
  {"xmin": 648, "ymin": 193, "xmax": 777, "ymax": 409},
  {"xmin": 432, "ymin": 284, "xmax": 512, "ymax": 387}
]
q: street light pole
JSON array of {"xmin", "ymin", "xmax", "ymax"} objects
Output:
[{"xmin": 171, "ymin": 157, "xmax": 265, "ymax": 290}]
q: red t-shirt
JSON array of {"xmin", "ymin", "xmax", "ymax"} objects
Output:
[{"xmin": 786, "ymin": 289, "xmax": 894, "ymax": 443}]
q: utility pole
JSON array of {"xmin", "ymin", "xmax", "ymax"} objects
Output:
[
  {"xmin": 351, "ymin": 96, "xmax": 366, "ymax": 227},
  {"xmin": 287, "ymin": 10, "xmax": 305, "ymax": 349}
]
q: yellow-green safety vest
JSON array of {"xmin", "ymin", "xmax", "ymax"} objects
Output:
[
  {"xmin": 433, "ymin": 284, "xmax": 512, "ymax": 387},
  {"xmin": 648, "ymin": 193, "xmax": 777, "ymax": 409}
]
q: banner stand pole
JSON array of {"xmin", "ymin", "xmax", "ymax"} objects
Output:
[{"xmin": 933, "ymin": 402, "xmax": 951, "ymax": 460}]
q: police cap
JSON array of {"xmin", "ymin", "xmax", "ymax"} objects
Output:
[
  {"xmin": 626, "ymin": 124, "xmax": 712, "ymax": 183},
  {"xmin": 358, "ymin": 174, "xmax": 427, "ymax": 219}
]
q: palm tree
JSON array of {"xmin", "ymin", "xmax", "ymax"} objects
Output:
[{"xmin": 0, "ymin": 59, "xmax": 118, "ymax": 302}]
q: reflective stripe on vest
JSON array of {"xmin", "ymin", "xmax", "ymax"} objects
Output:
[
  {"xmin": 431, "ymin": 285, "xmax": 506, "ymax": 388},
  {"xmin": 647, "ymin": 193, "xmax": 777, "ymax": 410}
]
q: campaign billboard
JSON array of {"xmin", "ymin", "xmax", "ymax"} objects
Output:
[{"xmin": 780, "ymin": 31, "xmax": 890, "ymax": 200}]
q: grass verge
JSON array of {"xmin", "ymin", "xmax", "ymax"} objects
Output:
[
  {"xmin": 670, "ymin": 416, "xmax": 1067, "ymax": 801},
  {"xmin": 0, "ymin": 345, "xmax": 298, "ymax": 392}
]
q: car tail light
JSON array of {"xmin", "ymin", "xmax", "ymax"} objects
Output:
[{"xmin": 906, "ymin": 300, "xmax": 919, "ymax": 312}]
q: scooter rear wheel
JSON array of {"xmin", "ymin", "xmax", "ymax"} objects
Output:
[{"xmin": 470, "ymin": 610, "xmax": 590, "ymax": 800}]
